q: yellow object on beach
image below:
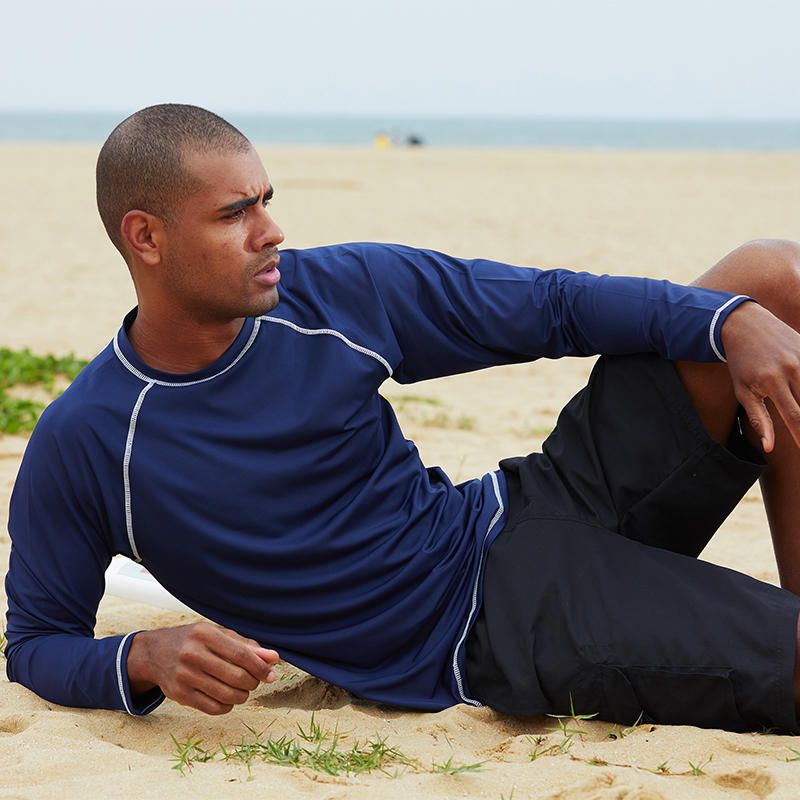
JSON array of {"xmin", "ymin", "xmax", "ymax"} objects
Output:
[{"xmin": 373, "ymin": 132, "xmax": 392, "ymax": 149}]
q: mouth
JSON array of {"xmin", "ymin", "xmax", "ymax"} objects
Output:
[{"xmin": 253, "ymin": 255, "xmax": 281, "ymax": 287}]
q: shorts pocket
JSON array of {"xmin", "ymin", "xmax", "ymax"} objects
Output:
[{"xmin": 591, "ymin": 664, "xmax": 746, "ymax": 731}]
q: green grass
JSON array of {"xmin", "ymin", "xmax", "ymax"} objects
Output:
[
  {"xmin": 544, "ymin": 693, "xmax": 598, "ymax": 746},
  {"xmin": 0, "ymin": 348, "xmax": 87, "ymax": 434},
  {"xmin": 171, "ymin": 716, "xmax": 419, "ymax": 779},
  {"xmin": 607, "ymin": 711, "xmax": 644, "ymax": 740},
  {"xmin": 687, "ymin": 755, "xmax": 713, "ymax": 776},
  {"xmin": 170, "ymin": 714, "xmax": 490, "ymax": 780},
  {"xmin": 430, "ymin": 757, "xmax": 486, "ymax": 775},
  {"xmin": 528, "ymin": 734, "xmax": 574, "ymax": 761},
  {"xmin": 526, "ymin": 694, "xmax": 600, "ymax": 763},
  {"xmin": 170, "ymin": 734, "xmax": 215, "ymax": 775}
]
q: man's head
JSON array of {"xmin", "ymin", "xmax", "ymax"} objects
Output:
[
  {"xmin": 96, "ymin": 104, "xmax": 284, "ymax": 321},
  {"xmin": 97, "ymin": 104, "xmax": 251, "ymax": 255}
]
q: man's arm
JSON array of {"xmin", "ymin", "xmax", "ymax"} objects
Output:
[
  {"xmin": 5, "ymin": 408, "xmax": 278, "ymax": 715},
  {"xmin": 338, "ymin": 243, "xmax": 751, "ymax": 383},
  {"xmin": 355, "ymin": 242, "xmax": 800, "ymax": 459},
  {"xmin": 5, "ymin": 413, "xmax": 164, "ymax": 714}
]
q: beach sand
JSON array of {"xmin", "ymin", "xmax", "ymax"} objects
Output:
[{"xmin": 1, "ymin": 143, "xmax": 800, "ymax": 798}]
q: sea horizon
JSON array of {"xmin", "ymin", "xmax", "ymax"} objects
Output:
[{"xmin": 1, "ymin": 110, "xmax": 799, "ymax": 151}]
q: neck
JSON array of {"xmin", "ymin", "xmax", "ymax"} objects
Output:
[{"xmin": 127, "ymin": 305, "xmax": 245, "ymax": 374}]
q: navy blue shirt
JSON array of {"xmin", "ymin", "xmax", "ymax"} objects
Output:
[{"xmin": 4, "ymin": 243, "xmax": 750, "ymax": 715}]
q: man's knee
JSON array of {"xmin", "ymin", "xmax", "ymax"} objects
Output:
[
  {"xmin": 744, "ymin": 239, "xmax": 800, "ymax": 315},
  {"xmin": 697, "ymin": 238, "xmax": 800, "ymax": 314},
  {"xmin": 740, "ymin": 238, "xmax": 800, "ymax": 269}
]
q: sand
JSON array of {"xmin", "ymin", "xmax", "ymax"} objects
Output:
[{"xmin": 1, "ymin": 142, "xmax": 800, "ymax": 798}]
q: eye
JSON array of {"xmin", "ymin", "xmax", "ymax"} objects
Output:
[
  {"xmin": 262, "ymin": 196, "xmax": 271, "ymax": 207},
  {"xmin": 224, "ymin": 209, "xmax": 246, "ymax": 220}
]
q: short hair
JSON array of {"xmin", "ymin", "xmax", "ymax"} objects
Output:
[{"xmin": 96, "ymin": 104, "xmax": 251, "ymax": 255}]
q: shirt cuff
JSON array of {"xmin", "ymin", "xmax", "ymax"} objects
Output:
[
  {"xmin": 115, "ymin": 631, "xmax": 166, "ymax": 716},
  {"xmin": 708, "ymin": 295, "xmax": 755, "ymax": 362}
]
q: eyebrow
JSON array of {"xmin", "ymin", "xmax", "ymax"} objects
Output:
[{"xmin": 217, "ymin": 185, "xmax": 274, "ymax": 213}]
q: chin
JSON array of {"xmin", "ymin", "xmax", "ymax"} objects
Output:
[{"xmin": 253, "ymin": 288, "xmax": 280, "ymax": 316}]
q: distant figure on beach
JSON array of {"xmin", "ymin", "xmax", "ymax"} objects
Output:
[
  {"xmin": 373, "ymin": 130, "xmax": 391, "ymax": 149},
  {"xmin": 8, "ymin": 104, "xmax": 800, "ymax": 735},
  {"xmin": 406, "ymin": 133, "xmax": 424, "ymax": 146}
]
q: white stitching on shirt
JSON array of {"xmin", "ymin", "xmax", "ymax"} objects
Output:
[
  {"xmin": 259, "ymin": 316, "xmax": 393, "ymax": 377},
  {"xmin": 124, "ymin": 383, "xmax": 154, "ymax": 562},
  {"xmin": 708, "ymin": 295, "xmax": 747, "ymax": 363},
  {"xmin": 451, "ymin": 471, "xmax": 505, "ymax": 706},
  {"xmin": 112, "ymin": 319, "xmax": 262, "ymax": 387}
]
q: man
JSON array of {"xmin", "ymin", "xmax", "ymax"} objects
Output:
[{"xmin": 6, "ymin": 104, "xmax": 800, "ymax": 731}]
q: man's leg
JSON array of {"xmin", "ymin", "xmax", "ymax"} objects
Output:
[
  {"xmin": 674, "ymin": 238, "xmax": 800, "ymax": 712},
  {"xmin": 674, "ymin": 238, "xmax": 800, "ymax": 593}
]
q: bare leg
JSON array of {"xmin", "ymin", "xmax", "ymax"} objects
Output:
[
  {"xmin": 671, "ymin": 238, "xmax": 800, "ymax": 708},
  {"xmin": 674, "ymin": 238, "xmax": 800, "ymax": 592}
]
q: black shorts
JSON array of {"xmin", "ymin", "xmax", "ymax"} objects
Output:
[{"xmin": 465, "ymin": 353, "xmax": 800, "ymax": 733}]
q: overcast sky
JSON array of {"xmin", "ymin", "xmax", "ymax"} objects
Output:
[{"xmin": 1, "ymin": 0, "xmax": 798, "ymax": 119}]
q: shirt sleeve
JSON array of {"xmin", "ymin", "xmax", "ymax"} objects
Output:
[
  {"xmin": 349, "ymin": 242, "xmax": 752, "ymax": 384},
  {"xmin": 4, "ymin": 406, "xmax": 164, "ymax": 715}
]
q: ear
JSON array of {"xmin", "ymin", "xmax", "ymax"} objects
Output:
[{"xmin": 120, "ymin": 210, "xmax": 167, "ymax": 266}]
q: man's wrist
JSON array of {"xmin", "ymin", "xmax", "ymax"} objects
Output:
[
  {"xmin": 127, "ymin": 630, "xmax": 159, "ymax": 695},
  {"xmin": 720, "ymin": 298, "xmax": 759, "ymax": 353}
]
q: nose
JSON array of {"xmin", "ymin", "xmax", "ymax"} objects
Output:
[{"xmin": 250, "ymin": 205, "xmax": 285, "ymax": 251}]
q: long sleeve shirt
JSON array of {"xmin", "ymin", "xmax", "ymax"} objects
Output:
[{"xmin": 4, "ymin": 242, "xmax": 750, "ymax": 715}]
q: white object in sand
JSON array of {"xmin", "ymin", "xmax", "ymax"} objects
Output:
[{"xmin": 104, "ymin": 555, "xmax": 193, "ymax": 613}]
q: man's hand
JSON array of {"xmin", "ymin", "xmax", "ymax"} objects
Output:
[
  {"xmin": 127, "ymin": 622, "xmax": 279, "ymax": 715},
  {"xmin": 721, "ymin": 300, "xmax": 800, "ymax": 454}
]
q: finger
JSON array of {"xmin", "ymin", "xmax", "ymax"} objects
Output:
[
  {"xmin": 254, "ymin": 648, "xmax": 280, "ymax": 664},
  {"xmin": 183, "ymin": 648, "xmax": 263, "ymax": 691},
  {"xmin": 740, "ymin": 394, "xmax": 774, "ymax": 453},
  {"xmin": 184, "ymin": 688, "xmax": 235, "ymax": 716},
  {"xmin": 193, "ymin": 671, "xmax": 252, "ymax": 707},
  {"xmin": 204, "ymin": 631, "xmax": 275, "ymax": 683},
  {"xmin": 771, "ymin": 384, "xmax": 800, "ymax": 451},
  {"xmin": 219, "ymin": 629, "xmax": 281, "ymax": 664}
]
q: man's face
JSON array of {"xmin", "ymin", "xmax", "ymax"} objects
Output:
[{"xmin": 158, "ymin": 145, "xmax": 284, "ymax": 323}]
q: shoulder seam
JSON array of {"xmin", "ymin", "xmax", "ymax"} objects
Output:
[{"xmin": 259, "ymin": 316, "xmax": 393, "ymax": 377}]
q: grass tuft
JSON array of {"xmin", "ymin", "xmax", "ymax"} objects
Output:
[
  {"xmin": 172, "ymin": 717, "xmax": 420, "ymax": 778},
  {"xmin": 0, "ymin": 348, "xmax": 87, "ymax": 434},
  {"xmin": 607, "ymin": 710, "xmax": 645, "ymax": 741},
  {"xmin": 170, "ymin": 735, "xmax": 216, "ymax": 775},
  {"xmin": 430, "ymin": 756, "xmax": 486, "ymax": 775},
  {"xmin": 786, "ymin": 747, "xmax": 800, "ymax": 762},
  {"xmin": 528, "ymin": 734, "xmax": 573, "ymax": 761},
  {"xmin": 687, "ymin": 755, "xmax": 713, "ymax": 776}
]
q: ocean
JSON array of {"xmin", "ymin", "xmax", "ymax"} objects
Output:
[{"xmin": 1, "ymin": 111, "xmax": 799, "ymax": 150}]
